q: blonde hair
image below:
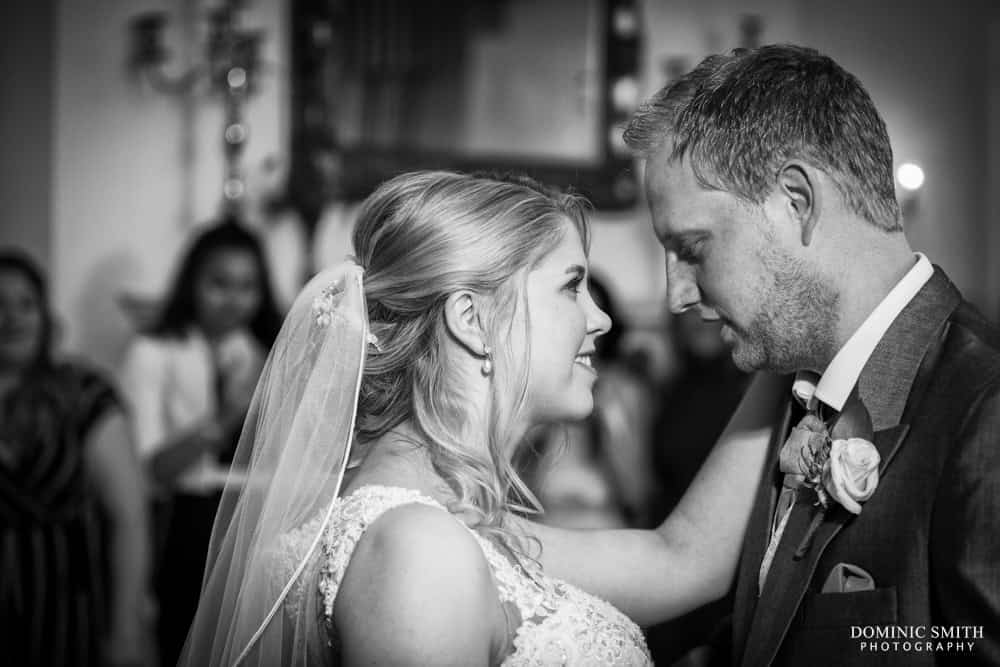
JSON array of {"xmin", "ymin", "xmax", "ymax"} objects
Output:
[{"xmin": 353, "ymin": 170, "xmax": 590, "ymax": 556}]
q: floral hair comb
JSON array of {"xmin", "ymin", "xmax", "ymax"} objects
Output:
[{"xmin": 311, "ymin": 278, "xmax": 381, "ymax": 351}]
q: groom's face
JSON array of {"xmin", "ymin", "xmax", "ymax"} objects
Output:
[{"xmin": 644, "ymin": 153, "xmax": 835, "ymax": 373}]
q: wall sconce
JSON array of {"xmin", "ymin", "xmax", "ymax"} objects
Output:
[
  {"xmin": 605, "ymin": 0, "xmax": 642, "ymax": 203},
  {"xmin": 128, "ymin": 0, "xmax": 266, "ymax": 215},
  {"xmin": 896, "ymin": 161, "xmax": 924, "ymax": 220}
]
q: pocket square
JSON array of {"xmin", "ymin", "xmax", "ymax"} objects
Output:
[{"xmin": 821, "ymin": 562, "xmax": 876, "ymax": 593}]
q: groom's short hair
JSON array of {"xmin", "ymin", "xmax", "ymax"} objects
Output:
[{"xmin": 625, "ymin": 44, "xmax": 902, "ymax": 232}]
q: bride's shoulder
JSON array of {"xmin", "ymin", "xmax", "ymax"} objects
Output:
[
  {"xmin": 341, "ymin": 501, "xmax": 493, "ymax": 595},
  {"xmin": 334, "ymin": 502, "xmax": 499, "ymax": 661}
]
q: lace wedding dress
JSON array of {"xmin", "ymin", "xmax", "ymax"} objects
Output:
[{"xmin": 275, "ymin": 485, "xmax": 653, "ymax": 666}]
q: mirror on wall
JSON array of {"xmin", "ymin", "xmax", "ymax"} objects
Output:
[{"xmin": 288, "ymin": 0, "xmax": 641, "ymax": 226}]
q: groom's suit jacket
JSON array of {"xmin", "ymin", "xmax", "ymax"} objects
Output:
[{"xmin": 732, "ymin": 268, "xmax": 1000, "ymax": 666}]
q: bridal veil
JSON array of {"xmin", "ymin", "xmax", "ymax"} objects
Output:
[{"xmin": 179, "ymin": 260, "xmax": 369, "ymax": 666}]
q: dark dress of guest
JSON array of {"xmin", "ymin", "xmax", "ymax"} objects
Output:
[
  {"xmin": 0, "ymin": 250, "xmax": 150, "ymax": 666},
  {"xmin": 118, "ymin": 219, "xmax": 283, "ymax": 667}
]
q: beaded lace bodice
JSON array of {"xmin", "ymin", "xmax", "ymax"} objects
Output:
[{"xmin": 287, "ymin": 485, "xmax": 652, "ymax": 666}]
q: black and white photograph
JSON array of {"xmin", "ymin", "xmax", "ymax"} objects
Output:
[{"xmin": 2, "ymin": 0, "xmax": 998, "ymax": 665}]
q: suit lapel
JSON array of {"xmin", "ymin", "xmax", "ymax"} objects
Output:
[
  {"xmin": 858, "ymin": 269, "xmax": 961, "ymax": 429},
  {"xmin": 872, "ymin": 424, "xmax": 910, "ymax": 477},
  {"xmin": 737, "ymin": 267, "xmax": 961, "ymax": 666}
]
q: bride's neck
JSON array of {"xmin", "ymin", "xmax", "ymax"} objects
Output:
[{"xmin": 341, "ymin": 423, "xmax": 455, "ymax": 503}]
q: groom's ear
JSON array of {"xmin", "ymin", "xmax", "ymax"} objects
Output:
[
  {"xmin": 443, "ymin": 290, "xmax": 489, "ymax": 358},
  {"xmin": 776, "ymin": 161, "xmax": 821, "ymax": 246}
]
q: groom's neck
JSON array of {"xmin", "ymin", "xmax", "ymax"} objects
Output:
[{"xmin": 829, "ymin": 229, "xmax": 915, "ymax": 352}]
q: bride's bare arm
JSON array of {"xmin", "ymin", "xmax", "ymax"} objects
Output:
[
  {"xmin": 336, "ymin": 504, "xmax": 503, "ymax": 666},
  {"xmin": 515, "ymin": 371, "xmax": 784, "ymax": 627}
]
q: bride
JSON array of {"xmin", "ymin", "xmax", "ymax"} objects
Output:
[{"xmin": 179, "ymin": 170, "xmax": 779, "ymax": 666}]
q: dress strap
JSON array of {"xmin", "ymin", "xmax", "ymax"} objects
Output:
[{"xmin": 315, "ymin": 485, "xmax": 448, "ymax": 618}]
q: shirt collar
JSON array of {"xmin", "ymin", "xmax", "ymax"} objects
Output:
[{"xmin": 793, "ymin": 253, "xmax": 933, "ymax": 412}]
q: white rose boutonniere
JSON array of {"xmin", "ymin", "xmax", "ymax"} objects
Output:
[
  {"xmin": 779, "ymin": 390, "xmax": 879, "ymax": 559},
  {"xmin": 823, "ymin": 438, "xmax": 880, "ymax": 514}
]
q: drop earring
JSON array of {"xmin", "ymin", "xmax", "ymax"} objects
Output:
[{"xmin": 481, "ymin": 343, "xmax": 493, "ymax": 376}]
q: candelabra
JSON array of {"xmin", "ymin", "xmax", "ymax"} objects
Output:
[{"xmin": 129, "ymin": 0, "xmax": 266, "ymax": 216}]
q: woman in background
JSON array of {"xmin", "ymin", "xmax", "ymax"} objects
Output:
[
  {"xmin": 0, "ymin": 250, "xmax": 150, "ymax": 666},
  {"xmin": 118, "ymin": 219, "xmax": 283, "ymax": 666}
]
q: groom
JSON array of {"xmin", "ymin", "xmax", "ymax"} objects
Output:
[{"xmin": 627, "ymin": 45, "xmax": 1000, "ymax": 665}]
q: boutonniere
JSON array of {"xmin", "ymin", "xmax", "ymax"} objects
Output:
[{"xmin": 779, "ymin": 391, "xmax": 878, "ymax": 558}]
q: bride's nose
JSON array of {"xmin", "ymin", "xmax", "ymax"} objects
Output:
[{"xmin": 588, "ymin": 299, "xmax": 612, "ymax": 336}]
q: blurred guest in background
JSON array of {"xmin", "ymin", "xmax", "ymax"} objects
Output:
[
  {"xmin": 651, "ymin": 309, "xmax": 751, "ymax": 522},
  {"xmin": 645, "ymin": 309, "xmax": 751, "ymax": 666},
  {"xmin": 0, "ymin": 249, "xmax": 150, "ymax": 666},
  {"xmin": 520, "ymin": 273, "xmax": 658, "ymax": 528},
  {"xmin": 118, "ymin": 219, "xmax": 282, "ymax": 667}
]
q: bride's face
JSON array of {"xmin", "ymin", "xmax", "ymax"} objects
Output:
[{"xmin": 517, "ymin": 222, "xmax": 611, "ymax": 425}]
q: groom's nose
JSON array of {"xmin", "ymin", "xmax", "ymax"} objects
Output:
[{"xmin": 666, "ymin": 253, "xmax": 700, "ymax": 314}]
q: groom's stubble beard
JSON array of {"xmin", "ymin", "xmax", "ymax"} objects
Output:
[{"xmin": 729, "ymin": 245, "xmax": 840, "ymax": 374}]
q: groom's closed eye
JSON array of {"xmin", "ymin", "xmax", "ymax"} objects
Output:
[
  {"xmin": 676, "ymin": 239, "xmax": 706, "ymax": 263},
  {"xmin": 665, "ymin": 231, "xmax": 710, "ymax": 264}
]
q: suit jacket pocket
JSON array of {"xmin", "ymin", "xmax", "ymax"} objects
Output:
[
  {"xmin": 774, "ymin": 588, "xmax": 904, "ymax": 667},
  {"xmin": 797, "ymin": 586, "xmax": 898, "ymax": 628}
]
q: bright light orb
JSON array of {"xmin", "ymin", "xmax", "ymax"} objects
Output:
[
  {"xmin": 223, "ymin": 178, "xmax": 245, "ymax": 200},
  {"xmin": 611, "ymin": 76, "xmax": 639, "ymax": 112},
  {"xmin": 897, "ymin": 163, "xmax": 925, "ymax": 191},
  {"xmin": 225, "ymin": 123, "xmax": 247, "ymax": 144},
  {"xmin": 227, "ymin": 67, "xmax": 247, "ymax": 89}
]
